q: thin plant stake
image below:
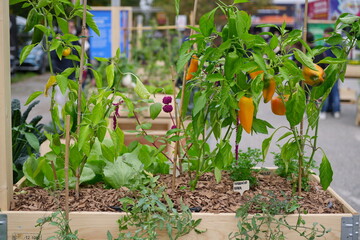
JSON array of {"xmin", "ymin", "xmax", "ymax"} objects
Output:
[
  {"xmin": 64, "ymin": 115, "xmax": 71, "ymax": 221},
  {"xmin": 75, "ymin": 0, "xmax": 88, "ymax": 199},
  {"xmin": 298, "ymin": 0, "xmax": 310, "ymax": 195}
]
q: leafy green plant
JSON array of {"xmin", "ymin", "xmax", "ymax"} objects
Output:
[
  {"xmin": 227, "ymin": 148, "xmax": 263, "ymax": 187},
  {"xmin": 228, "ymin": 193, "xmax": 330, "ymax": 239},
  {"xmin": 35, "ymin": 211, "xmax": 82, "ymax": 240},
  {"xmin": 11, "ymin": 98, "xmax": 45, "ymax": 182},
  {"xmin": 108, "ymin": 173, "xmax": 202, "ymax": 240}
]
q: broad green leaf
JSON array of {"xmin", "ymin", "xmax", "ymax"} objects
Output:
[
  {"xmin": 78, "ymin": 125, "xmax": 92, "ymax": 151},
  {"xmin": 176, "ymin": 51, "xmax": 193, "ymax": 73},
  {"xmin": 86, "ymin": 12, "xmax": 100, "ymax": 36},
  {"xmin": 199, "ymin": 8, "xmax": 216, "ymax": 37},
  {"xmin": 94, "ymin": 57, "xmax": 109, "ymax": 62},
  {"xmin": 56, "ymin": 75, "xmax": 68, "ymax": 95},
  {"xmin": 23, "ymin": 155, "xmax": 45, "ymax": 187},
  {"xmin": 56, "ymin": 17, "xmax": 68, "ymax": 34},
  {"xmin": 339, "ymin": 15, "xmax": 359, "ymax": 24},
  {"xmin": 25, "ymin": 91, "xmax": 43, "ymax": 105},
  {"xmin": 70, "ymin": 144, "xmax": 83, "ymax": 169},
  {"xmin": 306, "ymin": 101, "xmax": 319, "ymax": 129},
  {"xmin": 252, "ymin": 52, "xmax": 267, "ymax": 72},
  {"xmin": 50, "ymin": 39, "xmax": 61, "ymax": 51},
  {"xmin": 91, "ymin": 103, "xmax": 104, "ymax": 125},
  {"xmin": 325, "ymin": 34, "xmax": 343, "ymax": 45},
  {"xmin": 37, "ymin": 0, "xmax": 50, "ymax": 8},
  {"xmin": 286, "ymin": 85, "xmax": 306, "ymax": 127},
  {"xmin": 80, "ymin": 167, "xmax": 96, "ymax": 183},
  {"xmin": 19, "ymin": 44, "xmax": 36, "ymax": 64},
  {"xmin": 277, "ymin": 131, "xmax": 293, "ymax": 142},
  {"xmin": 91, "ymin": 68, "xmax": 103, "ymax": 89},
  {"xmin": 235, "ymin": 11, "xmax": 251, "ymax": 37},
  {"xmin": 252, "ymin": 118, "xmax": 273, "ymax": 134},
  {"xmin": 150, "ymin": 103, "xmax": 162, "ymax": 120},
  {"xmin": 193, "ymin": 93, "xmax": 206, "ymax": 117},
  {"xmin": 293, "ymin": 49, "xmax": 317, "ymax": 71},
  {"xmin": 106, "ymin": 63, "xmax": 114, "ymax": 87},
  {"xmin": 319, "ymin": 154, "xmax": 333, "ymax": 190},
  {"xmin": 261, "ymin": 127, "xmax": 284, "ymax": 160},
  {"xmin": 134, "ymin": 78, "xmax": 151, "ymax": 99},
  {"xmin": 34, "ymin": 24, "xmax": 49, "ymax": 35},
  {"xmin": 318, "ymin": 57, "xmax": 347, "ymax": 64},
  {"xmin": 24, "ymin": 8, "xmax": 40, "ymax": 32},
  {"xmin": 24, "ymin": 132, "xmax": 40, "ymax": 152},
  {"xmin": 61, "ymin": 67, "xmax": 75, "ymax": 78}
]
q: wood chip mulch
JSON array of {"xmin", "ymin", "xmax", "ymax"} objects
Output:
[{"xmin": 11, "ymin": 171, "xmax": 344, "ymax": 214}]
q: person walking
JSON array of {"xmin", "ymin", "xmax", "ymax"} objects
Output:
[{"xmin": 320, "ymin": 27, "xmax": 341, "ymax": 119}]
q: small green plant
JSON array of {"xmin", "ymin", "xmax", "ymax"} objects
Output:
[
  {"xmin": 11, "ymin": 98, "xmax": 45, "ymax": 182},
  {"xmin": 227, "ymin": 148, "xmax": 263, "ymax": 187},
  {"xmin": 35, "ymin": 211, "xmax": 82, "ymax": 240},
  {"xmin": 228, "ymin": 193, "xmax": 330, "ymax": 240},
  {"xmin": 109, "ymin": 173, "xmax": 203, "ymax": 240}
]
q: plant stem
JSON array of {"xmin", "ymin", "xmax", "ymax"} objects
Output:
[
  {"xmin": 64, "ymin": 115, "xmax": 71, "ymax": 222},
  {"xmin": 75, "ymin": 0, "xmax": 88, "ymax": 199}
]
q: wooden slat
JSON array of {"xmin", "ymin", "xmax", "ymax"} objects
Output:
[
  {"xmin": 0, "ymin": 0, "xmax": 13, "ymax": 211},
  {"xmin": 345, "ymin": 64, "xmax": 360, "ymax": 78},
  {"xmin": 4, "ymin": 211, "xmax": 353, "ymax": 240}
]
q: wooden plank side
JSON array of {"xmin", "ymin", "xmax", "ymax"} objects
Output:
[
  {"xmin": 5, "ymin": 211, "xmax": 353, "ymax": 240},
  {"xmin": 0, "ymin": 0, "xmax": 13, "ymax": 211}
]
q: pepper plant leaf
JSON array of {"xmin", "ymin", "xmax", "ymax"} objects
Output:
[
  {"xmin": 199, "ymin": 8, "xmax": 217, "ymax": 37},
  {"xmin": 150, "ymin": 103, "xmax": 162, "ymax": 120},
  {"xmin": 286, "ymin": 84, "xmax": 306, "ymax": 127},
  {"xmin": 319, "ymin": 154, "xmax": 333, "ymax": 190}
]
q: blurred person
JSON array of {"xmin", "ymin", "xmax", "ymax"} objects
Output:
[{"xmin": 320, "ymin": 27, "xmax": 340, "ymax": 120}]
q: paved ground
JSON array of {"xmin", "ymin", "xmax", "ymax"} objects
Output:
[{"xmin": 11, "ymin": 72, "xmax": 360, "ymax": 212}]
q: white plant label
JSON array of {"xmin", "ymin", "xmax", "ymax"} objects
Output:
[{"xmin": 233, "ymin": 180, "xmax": 250, "ymax": 196}]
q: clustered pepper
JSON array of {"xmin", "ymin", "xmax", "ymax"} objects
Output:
[
  {"xmin": 271, "ymin": 95, "xmax": 288, "ymax": 116},
  {"xmin": 185, "ymin": 55, "xmax": 199, "ymax": 81},
  {"xmin": 302, "ymin": 64, "xmax": 325, "ymax": 86}
]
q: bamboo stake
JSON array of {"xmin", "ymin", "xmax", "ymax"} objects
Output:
[
  {"xmin": 177, "ymin": 0, "xmax": 199, "ymax": 184},
  {"xmin": 64, "ymin": 115, "xmax": 71, "ymax": 221},
  {"xmin": 75, "ymin": 0, "xmax": 88, "ymax": 199},
  {"xmin": 298, "ymin": 0, "xmax": 310, "ymax": 195}
]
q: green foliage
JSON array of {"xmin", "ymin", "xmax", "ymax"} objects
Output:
[
  {"xmin": 228, "ymin": 193, "xmax": 330, "ymax": 239},
  {"xmin": 227, "ymin": 148, "xmax": 263, "ymax": 187},
  {"xmin": 35, "ymin": 211, "xmax": 82, "ymax": 240},
  {"xmin": 108, "ymin": 174, "xmax": 203, "ymax": 240},
  {"xmin": 11, "ymin": 99, "xmax": 46, "ymax": 183}
]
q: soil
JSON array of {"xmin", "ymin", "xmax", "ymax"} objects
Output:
[{"xmin": 11, "ymin": 171, "xmax": 344, "ymax": 214}]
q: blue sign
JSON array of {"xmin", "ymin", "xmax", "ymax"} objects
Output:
[{"xmin": 89, "ymin": 10, "xmax": 112, "ymax": 59}]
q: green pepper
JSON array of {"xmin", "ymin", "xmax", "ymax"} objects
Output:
[{"xmin": 224, "ymin": 51, "xmax": 239, "ymax": 80}]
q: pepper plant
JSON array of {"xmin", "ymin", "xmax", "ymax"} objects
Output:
[{"xmin": 171, "ymin": 1, "xmax": 360, "ymax": 192}]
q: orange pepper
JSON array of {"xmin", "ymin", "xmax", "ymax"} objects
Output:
[
  {"xmin": 271, "ymin": 95, "xmax": 289, "ymax": 115},
  {"xmin": 238, "ymin": 96, "xmax": 254, "ymax": 134},
  {"xmin": 185, "ymin": 55, "xmax": 199, "ymax": 81},
  {"xmin": 302, "ymin": 64, "xmax": 325, "ymax": 86},
  {"xmin": 263, "ymin": 78, "xmax": 276, "ymax": 103},
  {"xmin": 249, "ymin": 70, "xmax": 264, "ymax": 80}
]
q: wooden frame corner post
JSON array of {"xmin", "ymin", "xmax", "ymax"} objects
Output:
[{"xmin": 0, "ymin": 0, "xmax": 13, "ymax": 211}]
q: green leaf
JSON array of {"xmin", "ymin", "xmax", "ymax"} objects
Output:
[
  {"xmin": 23, "ymin": 155, "xmax": 45, "ymax": 187},
  {"xmin": 91, "ymin": 68, "xmax": 103, "ymax": 89},
  {"xmin": 318, "ymin": 57, "xmax": 347, "ymax": 64},
  {"xmin": 293, "ymin": 49, "xmax": 317, "ymax": 71},
  {"xmin": 56, "ymin": 75, "xmax": 68, "ymax": 95},
  {"xmin": 56, "ymin": 17, "xmax": 68, "ymax": 34},
  {"xmin": 19, "ymin": 44, "xmax": 36, "ymax": 65},
  {"xmin": 252, "ymin": 52, "xmax": 267, "ymax": 72},
  {"xmin": 37, "ymin": 0, "xmax": 50, "ymax": 8},
  {"xmin": 214, "ymin": 167, "xmax": 222, "ymax": 183},
  {"xmin": 150, "ymin": 103, "xmax": 162, "ymax": 120},
  {"xmin": 252, "ymin": 118, "xmax": 273, "ymax": 134},
  {"xmin": 234, "ymin": 0, "xmax": 249, "ymax": 3},
  {"xmin": 86, "ymin": 12, "xmax": 100, "ymax": 36},
  {"xmin": 134, "ymin": 78, "xmax": 151, "ymax": 99},
  {"xmin": 176, "ymin": 51, "xmax": 193, "ymax": 73},
  {"xmin": 286, "ymin": 85, "xmax": 306, "ymax": 127},
  {"xmin": 319, "ymin": 154, "xmax": 333, "ymax": 190},
  {"xmin": 24, "ymin": 132, "xmax": 40, "ymax": 152},
  {"xmin": 91, "ymin": 103, "xmax": 104, "ymax": 125},
  {"xmin": 199, "ymin": 8, "xmax": 216, "ymax": 37},
  {"xmin": 78, "ymin": 125, "xmax": 92, "ymax": 151},
  {"xmin": 94, "ymin": 57, "xmax": 109, "ymax": 62},
  {"xmin": 106, "ymin": 63, "xmax": 114, "ymax": 87},
  {"xmin": 339, "ymin": 15, "xmax": 359, "ymax": 24},
  {"xmin": 24, "ymin": 8, "xmax": 40, "ymax": 32},
  {"xmin": 306, "ymin": 101, "xmax": 319, "ymax": 129},
  {"xmin": 70, "ymin": 144, "xmax": 83, "ymax": 169},
  {"xmin": 193, "ymin": 93, "xmax": 206, "ymax": 117},
  {"xmin": 80, "ymin": 167, "xmax": 96, "ymax": 183},
  {"xmin": 25, "ymin": 91, "xmax": 43, "ymax": 105}
]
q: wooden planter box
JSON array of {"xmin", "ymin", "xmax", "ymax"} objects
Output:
[{"xmin": 2, "ymin": 174, "xmax": 359, "ymax": 240}]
